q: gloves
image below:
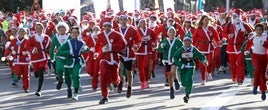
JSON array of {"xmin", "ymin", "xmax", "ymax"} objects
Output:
[{"xmin": 102, "ymin": 45, "xmax": 111, "ymax": 53}]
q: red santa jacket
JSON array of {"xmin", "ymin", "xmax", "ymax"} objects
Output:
[
  {"xmin": 95, "ymin": 30, "xmax": 126, "ymax": 65},
  {"xmin": 5, "ymin": 37, "xmax": 30, "ymax": 65},
  {"xmin": 193, "ymin": 26, "xmax": 220, "ymax": 54},
  {"xmin": 158, "ymin": 23, "xmax": 185, "ymax": 40},
  {"xmin": 44, "ymin": 21, "xmax": 56, "ymax": 38},
  {"xmin": 212, "ymin": 24, "xmax": 223, "ymax": 47},
  {"xmin": 26, "ymin": 33, "xmax": 51, "ymax": 63},
  {"xmin": 115, "ymin": 25, "xmax": 142, "ymax": 61},
  {"xmin": 83, "ymin": 33, "xmax": 97, "ymax": 61},
  {"xmin": 136, "ymin": 27, "xmax": 157, "ymax": 55},
  {"xmin": 82, "ymin": 28, "xmax": 92, "ymax": 40},
  {"xmin": 222, "ymin": 22, "xmax": 253, "ymax": 54},
  {"xmin": 183, "ymin": 27, "xmax": 196, "ymax": 38}
]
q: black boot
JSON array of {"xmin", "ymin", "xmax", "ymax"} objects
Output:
[
  {"xmin": 174, "ymin": 79, "xmax": 180, "ymax": 90},
  {"xmin": 126, "ymin": 86, "xmax": 132, "ymax": 98},
  {"xmin": 99, "ymin": 97, "xmax": 109, "ymax": 104},
  {"xmin": 36, "ymin": 68, "xmax": 44, "ymax": 96},
  {"xmin": 67, "ymin": 86, "xmax": 72, "ymax": 98},
  {"xmin": 56, "ymin": 78, "xmax": 63, "ymax": 90},
  {"xmin": 183, "ymin": 95, "xmax": 190, "ymax": 103},
  {"xmin": 151, "ymin": 71, "xmax": 156, "ymax": 78},
  {"xmin": 34, "ymin": 72, "xmax": 39, "ymax": 78},
  {"xmin": 170, "ymin": 87, "xmax": 175, "ymax": 99},
  {"xmin": 117, "ymin": 81, "xmax": 123, "ymax": 93}
]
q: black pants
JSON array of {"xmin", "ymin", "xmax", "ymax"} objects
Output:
[{"xmin": 220, "ymin": 45, "xmax": 228, "ymax": 67}]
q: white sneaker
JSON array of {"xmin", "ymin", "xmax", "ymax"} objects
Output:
[
  {"xmin": 207, "ymin": 73, "xmax": 213, "ymax": 80},
  {"xmin": 72, "ymin": 93, "xmax": 78, "ymax": 101},
  {"xmin": 201, "ymin": 80, "xmax": 206, "ymax": 85}
]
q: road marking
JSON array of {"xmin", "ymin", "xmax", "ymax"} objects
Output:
[
  {"xmin": 200, "ymin": 78, "xmax": 251, "ymax": 110},
  {"xmin": 0, "ymin": 96, "xmax": 18, "ymax": 103}
]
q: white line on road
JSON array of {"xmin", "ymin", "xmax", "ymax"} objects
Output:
[
  {"xmin": 0, "ymin": 96, "xmax": 18, "ymax": 103},
  {"xmin": 200, "ymin": 78, "xmax": 251, "ymax": 110}
]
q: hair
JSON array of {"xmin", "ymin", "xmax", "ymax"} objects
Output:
[
  {"xmin": 70, "ymin": 26, "xmax": 80, "ymax": 34},
  {"xmin": 196, "ymin": 15, "xmax": 209, "ymax": 28},
  {"xmin": 255, "ymin": 23, "xmax": 264, "ymax": 31}
]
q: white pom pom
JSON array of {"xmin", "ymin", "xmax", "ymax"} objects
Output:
[{"xmin": 86, "ymin": 32, "xmax": 90, "ymax": 36}]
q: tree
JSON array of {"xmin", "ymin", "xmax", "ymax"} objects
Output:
[
  {"xmin": 140, "ymin": 0, "xmax": 156, "ymax": 10},
  {"xmin": 0, "ymin": 0, "xmax": 42, "ymax": 13},
  {"xmin": 232, "ymin": 0, "xmax": 263, "ymax": 11}
]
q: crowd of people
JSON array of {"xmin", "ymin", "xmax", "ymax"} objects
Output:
[{"xmin": 1, "ymin": 1, "xmax": 268, "ymax": 104}]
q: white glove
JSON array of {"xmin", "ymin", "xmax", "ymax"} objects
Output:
[
  {"xmin": 132, "ymin": 44, "xmax": 138, "ymax": 51},
  {"xmin": 102, "ymin": 45, "xmax": 111, "ymax": 53},
  {"xmin": 93, "ymin": 53, "xmax": 99, "ymax": 60},
  {"xmin": 32, "ymin": 47, "xmax": 38, "ymax": 54},
  {"xmin": 244, "ymin": 50, "xmax": 250, "ymax": 55},
  {"xmin": 89, "ymin": 47, "xmax": 95, "ymax": 52},
  {"xmin": 11, "ymin": 50, "xmax": 16, "ymax": 55}
]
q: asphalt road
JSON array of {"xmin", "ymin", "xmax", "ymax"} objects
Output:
[{"xmin": 0, "ymin": 64, "xmax": 267, "ymax": 110}]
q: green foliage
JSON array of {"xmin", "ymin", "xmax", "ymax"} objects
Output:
[
  {"xmin": 232, "ymin": 0, "xmax": 263, "ymax": 11},
  {"xmin": 0, "ymin": 0, "xmax": 42, "ymax": 13}
]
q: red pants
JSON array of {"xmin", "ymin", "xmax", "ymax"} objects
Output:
[
  {"xmin": 228, "ymin": 53, "xmax": 245, "ymax": 82},
  {"xmin": 136, "ymin": 54, "xmax": 151, "ymax": 82},
  {"xmin": 199, "ymin": 52, "xmax": 213, "ymax": 81},
  {"xmin": 100, "ymin": 62, "xmax": 120, "ymax": 97},
  {"xmin": 14, "ymin": 64, "xmax": 30, "ymax": 90},
  {"xmin": 32, "ymin": 60, "xmax": 48, "ymax": 72},
  {"xmin": 86, "ymin": 53, "xmax": 100, "ymax": 89},
  {"xmin": 213, "ymin": 47, "xmax": 221, "ymax": 69},
  {"xmin": 252, "ymin": 53, "xmax": 267, "ymax": 92}
]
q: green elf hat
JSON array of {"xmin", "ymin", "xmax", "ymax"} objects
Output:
[
  {"xmin": 260, "ymin": 17, "xmax": 267, "ymax": 24},
  {"xmin": 183, "ymin": 31, "xmax": 192, "ymax": 42}
]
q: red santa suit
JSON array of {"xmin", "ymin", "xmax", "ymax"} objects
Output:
[
  {"xmin": 222, "ymin": 21, "xmax": 253, "ymax": 83},
  {"xmin": 115, "ymin": 25, "xmax": 141, "ymax": 62},
  {"xmin": 44, "ymin": 21, "xmax": 56, "ymax": 38},
  {"xmin": 246, "ymin": 34, "xmax": 267, "ymax": 92},
  {"xmin": 83, "ymin": 32, "xmax": 100, "ymax": 90},
  {"xmin": 95, "ymin": 30, "xmax": 126, "ymax": 98},
  {"xmin": 158, "ymin": 22, "xmax": 185, "ymax": 40},
  {"xmin": 26, "ymin": 33, "xmax": 51, "ymax": 73},
  {"xmin": 149, "ymin": 24, "xmax": 161, "ymax": 77},
  {"xmin": 212, "ymin": 24, "xmax": 223, "ymax": 71},
  {"xmin": 248, "ymin": 17, "xmax": 260, "ymax": 27},
  {"xmin": 193, "ymin": 25, "xmax": 220, "ymax": 82},
  {"xmin": 136, "ymin": 27, "xmax": 157, "ymax": 88},
  {"xmin": 5, "ymin": 37, "xmax": 30, "ymax": 90}
]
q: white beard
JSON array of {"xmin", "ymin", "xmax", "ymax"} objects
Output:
[
  {"xmin": 26, "ymin": 22, "xmax": 34, "ymax": 28},
  {"xmin": 148, "ymin": 21, "xmax": 157, "ymax": 28},
  {"xmin": 81, "ymin": 24, "xmax": 89, "ymax": 32},
  {"xmin": 232, "ymin": 18, "xmax": 241, "ymax": 24},
  {"xmin": 134, "ymin": 17, "xmax": 140, "ymax": 22}
]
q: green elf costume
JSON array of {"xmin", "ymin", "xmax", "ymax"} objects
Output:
[
  {"xmin": 49, "ymin": 22, "xmax": 71, "ymax": 90},
  {"xmin": 174, "ymin": 34, "xmax": 208, "ymax": 103},
  {"xmin": 56, "ymin": 28, "xmax": 89, "ymax": 100},
  {"xmin": 240, "ymin": 32, "xmax": 255, "ymax": 85},
  {"xmin": 158, "ymin": 27, "xmax": 183, "ymax": 99}
]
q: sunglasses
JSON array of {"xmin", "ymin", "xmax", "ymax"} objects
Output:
[{"xmin": 103, "ymin": 25, "xmax": 112, "ymax": 27}]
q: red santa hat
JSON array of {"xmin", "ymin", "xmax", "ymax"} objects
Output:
[
  {"xmin": 56, "ymin": 22, "xmax": 69, "ymax": 32},
  {"xmin": 138, "ymin": 18, "xmax": 146, "ymax": 26},
  {"xmin": 166, "ymin": 8, "xmax": 173, "ymax": 13},
  {"xmin": 102, "ymin": 17, "xmax": 113, "ymax": 26},
  {"xmin": 167, "ymin": 13, "xmax": 174, "ymax": 21},
  {"xmin": 219, "ymin": 7, "xmax": 226, "ymax": 14},
  {"xmin": 233, "ymin": 9, "xmax": 243, "ymax": 17},
  {"xmin": 35, "ymin": 22, "xmax": 44, "ymax": 29},
  {"xmin": 119, "ymin": 11, "xmax": 128, "ymax": 19},
  {"xmin": 40, "ymin": 15, "xmax": 48, "ymax": 23},
  {"xmin": 19, "ymin": 11, "xmax": 25, "ymax": 18},
  {"xmin": 68, "ymin": 16, "xmax": 77, "ymax": 21},
  {"xmin": 150, "ymin": 11, "xmax": 158, "ymax": 18},
  {"xmin": 62, "ymin": 15, "xmax": 69, "ymax": 22},
  {"xmin": 106, "ymin": 8, "xmax": 114, "ymax": 16}
]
